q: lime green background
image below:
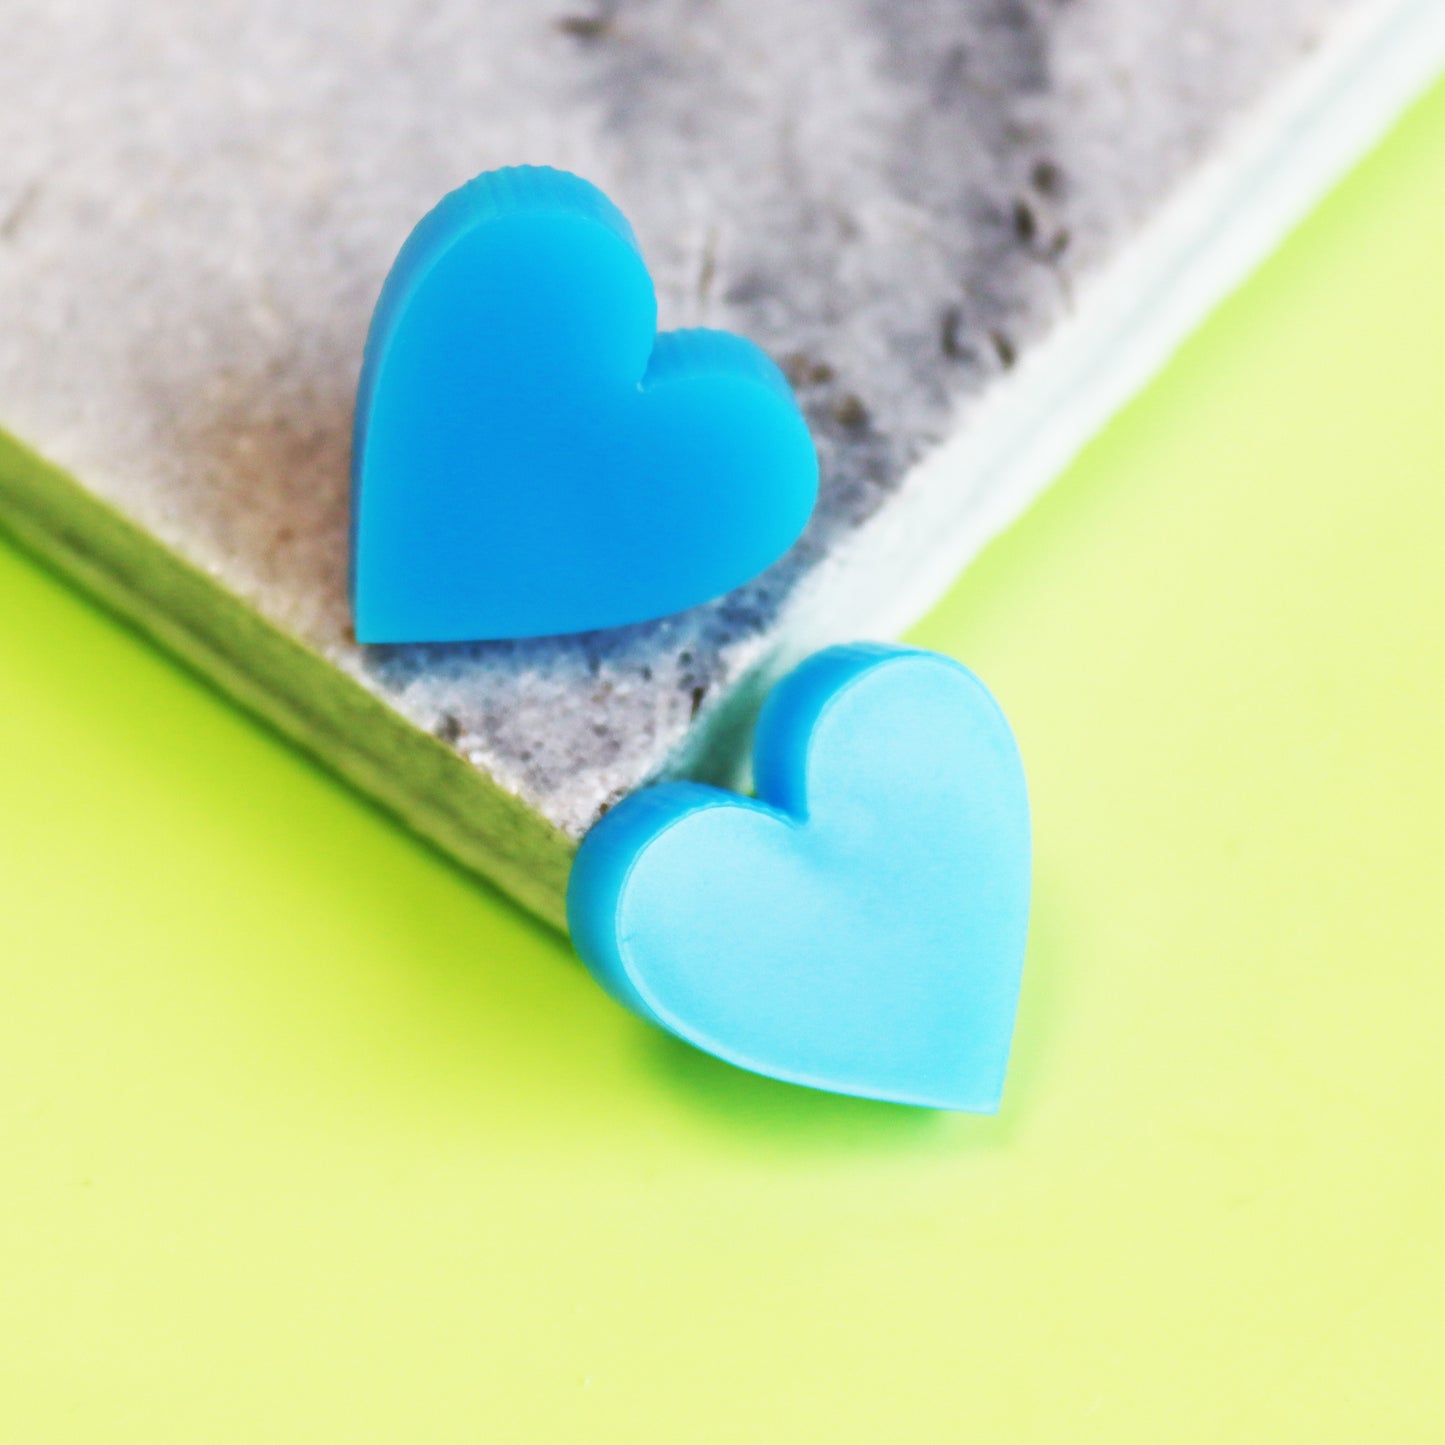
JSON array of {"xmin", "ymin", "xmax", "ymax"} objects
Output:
[{"xmin": 3, "ymin": 76, "xmax": 1444, "ymax": 1441}]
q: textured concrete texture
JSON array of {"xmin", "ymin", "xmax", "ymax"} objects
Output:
[{"xmin": 1, "ymin": 0, "xmax": 1421, "ymax": 917}]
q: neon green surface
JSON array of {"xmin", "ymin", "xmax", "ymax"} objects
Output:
[{"xmin": 3, "ymin": 76, "xmax": 1443, "ymax": 1441}]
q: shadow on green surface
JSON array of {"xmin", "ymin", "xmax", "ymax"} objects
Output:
[{"xmin": 641, "ymin": 1025, "xmax": 941, "ymax": 1144}]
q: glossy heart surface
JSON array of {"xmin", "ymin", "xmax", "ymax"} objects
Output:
[
  {"xmin": 351, "ymin": 166, "xmax": 818, "ymax": 643},
  {"xmin": 568, "ymin": 644, "xmax": 1032, "ymax": 1110}
]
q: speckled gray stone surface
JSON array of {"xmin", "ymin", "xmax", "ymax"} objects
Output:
[{"xmin": 0, "ymin": 0, "xmax": 1417, "ymax": 879}]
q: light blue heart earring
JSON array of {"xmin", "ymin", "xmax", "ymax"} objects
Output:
[
  {"xmin": 351, "ymin": 166, "xmax": 818, "ymax": 644},
  {"xmin": 568, "ymin": 644, "xmax": 1032, "ymax": 1112}
]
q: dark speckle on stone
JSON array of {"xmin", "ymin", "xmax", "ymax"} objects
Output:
[
  {"xmin": 434, "ymin": 712, "xmax": 463, "ymax": 745},
  {"xmin": 1031, "ymin": 158, "xmax": 1066, "ymax": 197},
  {"xmin": 1012, "ymin": 197, "xmax": 1038, "ymax": 245},
  {"xmin": 595, "ymin": 788, "xmax": 627, "ymax": 819},
  {"xmin": 555, "ymin": 13, "xmax": 611, "ymax": 41},
  {"xmin": 940, "ymin": 305, "xmax": 968, "ymax": 359},
  {"xmin": 990, "ymin": 330, "xmax": 1017, "ymax": 369},
  {"xmin": 831, "ymin": 393, "xmax": 869, "ymax": 429},
  {"xmin": 781, "ymin": 352, "xmax": 836, "ymax": 388}
]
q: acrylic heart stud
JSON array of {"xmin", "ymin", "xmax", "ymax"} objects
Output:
[
  {"xmin": 351, "ymin": 166, "xmax": 819, "ymax": 643},
  {"xmin": 567, "ymin": 644, "xmax": 1032, "ymax": 1111}
]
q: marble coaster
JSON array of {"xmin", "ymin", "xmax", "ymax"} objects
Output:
[{"xmin": 1, "ymin": 0, "xmax": 1440, "ymax": 927}]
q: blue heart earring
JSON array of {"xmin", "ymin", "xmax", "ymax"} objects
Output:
[
  {"xmin": 568, "ymin": 644, "xmax": 1032, "ymax": 1112},
  {"xmin": 351, "ymin": 166, "xmax": 818, "ymax": 644}
]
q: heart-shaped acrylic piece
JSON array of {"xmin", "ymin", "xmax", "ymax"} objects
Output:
[
  {"xmin": 567, "ymin": 644, "xmax": 1032, "ymax": 1111},
  {"xmin": 351, "ymin": 166, "xmax": 818, "ymax": 643}
]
